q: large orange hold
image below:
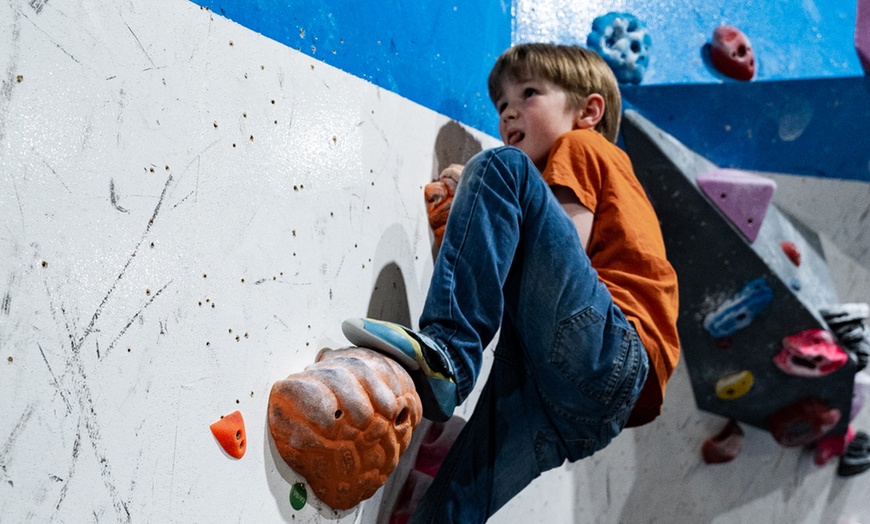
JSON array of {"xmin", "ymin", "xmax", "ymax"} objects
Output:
[{"xmin": 268, "ymin": 347, "xmax": 422, "ymax": 510}]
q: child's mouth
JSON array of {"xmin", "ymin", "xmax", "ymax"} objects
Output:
[{"xmin": 507, "ymin": 131, "xmax": 524, "ymax": 145}]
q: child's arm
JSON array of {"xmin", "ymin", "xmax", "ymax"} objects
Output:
[{"xmin": 551, "ymin": 186, "xmax": 593, "ymax": 250}]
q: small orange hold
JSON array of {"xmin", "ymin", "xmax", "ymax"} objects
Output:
[
  {"xmin": 424, "ymin": 177, "xmax": 457, "ymax": 248},
  {"xmin": 781, "ymin": 241, "xmax": 801, "ymax": 266},
  {"xmin": 210, "ymin": 410, "xmax": 247, "ymax": 459}
]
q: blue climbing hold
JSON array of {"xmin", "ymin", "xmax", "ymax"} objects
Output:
[
  {"xmin": 587, "ymin": 12, "xmax": 652, "ymax": 85},
  {"xmin": 703, "ymin": 278, "xmax": 774, "ymax": 338}
]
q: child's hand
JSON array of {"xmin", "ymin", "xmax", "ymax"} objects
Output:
[
  {"xmin": 425, "ymin": 164, "xmax": 463, "ymax": 247},
  {"xmin": 439, "ymin": 164, "xmax": 464, "ymax": 185}
]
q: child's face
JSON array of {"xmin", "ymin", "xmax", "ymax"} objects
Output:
[{"xmin": 496, "ymin": 78, "xmax": 583, "ymax": 170}]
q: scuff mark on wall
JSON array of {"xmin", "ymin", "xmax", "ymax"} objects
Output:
[
  {"xmin": 109, "ymin": 178, "xmax": 129, "ymax": 213},
  {"xmin": 0, "ymin": 404, "xmax": 35, "ymax": 481},
  {"xmin": 0, "ymin": 4, "xmax": 22, "ymax": 145}
]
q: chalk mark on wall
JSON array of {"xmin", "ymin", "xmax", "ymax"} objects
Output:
[
  {"xmin": 109, "ymin": 178, "xmax": 129, "ymax": 213},
  {"xmin": 102, "ymin": 279, "xmax": 172, "ymax": 360},
  {"xmin": 74, "ymin": 174, "xmax": 173, "ymax": 352},
  {"xmin": 0, "ymin": 403, "xmax": 35, "ymax": 482}
]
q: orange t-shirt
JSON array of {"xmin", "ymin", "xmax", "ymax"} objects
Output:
[{"xmin": 542, "ymin": 129, "xmax": 680, "ymax": 426}]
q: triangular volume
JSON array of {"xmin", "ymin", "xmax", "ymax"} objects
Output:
[{"xmin": 697, "ymin": 168, "xmax": 776, "ymax": 242}]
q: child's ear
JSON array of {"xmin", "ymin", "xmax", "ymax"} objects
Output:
[{"xmin": 573, "ymin": 94, "xmax": 605, "ymax": 130}]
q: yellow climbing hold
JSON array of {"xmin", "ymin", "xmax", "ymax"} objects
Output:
[{"xmin": 715, "ymin": 370, "xmax": 754, "ymax": 400}]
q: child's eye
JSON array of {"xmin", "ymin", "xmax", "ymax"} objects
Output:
[
  {"xmin": 523, "ymin": 87, "xmax": 537, "ymax": 98},
  {"xmin": 497, "ymin": 102, "xmax": 507, "ymax": 114}
]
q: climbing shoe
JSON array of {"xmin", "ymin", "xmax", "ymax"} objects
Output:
[
  {"xmin": 342, "ymin": 318, "xmax": 457, "ymax": 422},
  {"xmin": 837, "ymin": 430, "xmax": 870, "ymax": 477}
]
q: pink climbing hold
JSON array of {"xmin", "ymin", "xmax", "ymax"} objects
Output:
[
  {"xmin": 414, "ymin": 416, "xmax": 466, "ymax": 477},
  {"xmin": 781, "ymin": 241, "xmax": 801, "ymax": 266},
  {"xmin": 768, "ymin": 397, "xmax": 841, "ymax": 447},
  {"xmin": 390, "ymin": 470, "xmax": 435, "ymax": 524},
  {"xmin": 857, "ymin": 0, "xmax": 870, "ymax": 73},
  {"xmin": 702, "ymin": 419, "xmax": 744, "ymax": 464},
  {"xmin": 697, "ymin": 168, "xmax": 776, "ymax": 242},
  {"xmin": 710, "ymin": 25, "xmax": 756, "ymax": 81},
  {"xmin": 814, "ymin": 426, "xmax": 856, "ymax": 466},
  {"xmin": 773, "ymin": 329, "xmax": 848, "ymax": 378}
]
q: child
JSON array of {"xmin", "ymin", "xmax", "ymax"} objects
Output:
[{"xmin": 342, "ymin": 43, "xmax": 680, "ymax": 522}]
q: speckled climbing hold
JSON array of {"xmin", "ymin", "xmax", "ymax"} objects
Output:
[
  {"xmin": 587, "ymin": 12, "xmax": 652, "ymax": 85},
  {"xmin": 709, "ymin": 25, "xmax": 755, "ymax": 81},
  {"xmin": 210, "ymin": 410, "xmax": 247, "ymax": 459},
  {"xmin": 773, "ymin": 329, "xmax": 848, "ymax": 378},
  {"xmin": 814, "ymin": 426, "xmax": 855, "ymax": 466},
  {"xmin": 268, "ymin": 347, "xmax": 423, "ymax": 510},
  {"xmin": 781, "ymin": 241, "xmax": 801, "ymax": 266},
  {"xmin": 702, "ymin": 419, "xmax": 744, "ymax": 464},
  {"xmin": 837, "ymin": 430, "xmax": 870, "ymax": 476},
  {"xmin": 768, "ymin": 397, "xmax": 841, "ymax": 447},
  {"xmin": 715, "ymin": 370, "xmax": 754, "ymax": 400},
  {"xmin": 703, "ymin": 278, "xmax": 773, "ymax": 338},
  {"xmin": 424, "ymin": 177, "xmax": 457, "ymax": 248},
  {"xmin": 697, "ymin": 169, "xmax": 776, "ymax": 242}
]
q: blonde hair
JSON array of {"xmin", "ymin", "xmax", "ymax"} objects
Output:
[{"xmin": 487, "ymin": 43, "xmax": 622, "ymax": 143}]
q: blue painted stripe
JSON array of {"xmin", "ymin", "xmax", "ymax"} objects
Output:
[
  {"xmin": 622, "ymin": 77, "xmax": 870, "ymax": 182},
  {"xmin": 190, "ymin": 0, "xmax": 510, "ymax": 136}
]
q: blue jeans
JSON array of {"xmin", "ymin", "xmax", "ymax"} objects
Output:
[{"xmin": 413, "ymin": 147, "xmax": 649, "ymax": 523}]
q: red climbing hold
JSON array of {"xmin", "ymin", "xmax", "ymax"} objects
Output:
[
  {"xmin": 710, "ymin": 25, "xmax": 755, "ymax": 81},
  {"xmin": 781, "ymin": 241, "xmax": 801, "ymax": 266},
  {"xmin": 210, "ymin": 410, "xmax": 247, "ymax": 459},
  {"xmin": 814, "ymin": 426, "xmax": 856, "ymax": 466},
  {"xmin": 774, "ymin": 329, "xmax": 848, "ymax": 378},
  {"xmin": 702, "ymin": 419, "xmax": 744, "ymax": 464},
  {"xmin": 414, "ymin": 416, "xmax": 466, "ymax": 477},
  {"xmin": 768, "ymin": 398, "xmax": 841, "ymax": 447}
]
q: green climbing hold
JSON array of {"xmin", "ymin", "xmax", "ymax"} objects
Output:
[{"xmin": 290, "ymin": 482, "xmax": 307, "ymax": 510}]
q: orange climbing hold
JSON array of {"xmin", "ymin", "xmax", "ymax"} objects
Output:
[
  {"xmin": 210, "ymin": 410, "xmax": 247, "ymax": 459},
  {"xmin": 424, "ymin": 177, "xmax": 457, "ymax": 247},
  {"xmin": 268, "ymin": 347, "xmax": 422, "ymax": 510}
]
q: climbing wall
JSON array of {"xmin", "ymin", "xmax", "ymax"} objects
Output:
[
  {"xmin": 0, "ymin": 2, "xmax": 497, "ymax": 522},
  {"xmin": 3, "ymin": 0, "xmax": 870, "ymax": 523}
]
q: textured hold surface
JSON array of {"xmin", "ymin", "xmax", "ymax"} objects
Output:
[
  {"xmin": 768, "ymin": 398, "xmax": 842, "ymax": 447},
  {"xmin": 697, "ymin": 169, "xmax": 776, "ymax": 242},
  {"xmin": 268, "ymin": 347, "xmax": 422, "ymax": 510},
  {"xmin": 703, "ymin": 278, "xmax": 773, "ymax": 338},
  {"xmin": 209, "ymin": 411, "xmax": 247, "ymax": 459},
  {"xmin": 586, "ymin": 12, "xmax": 652, "ymax": 85},
  {"xmin": 774, "ymin": 329, "xmax": 848, "ymax": 378},
  {"xmin": 709, "ymin": 25, "xmax": 755, "ymax": 81},
  {"xmin": 702, "ymin": 419, "xmax": 744, "ymax": 464}
]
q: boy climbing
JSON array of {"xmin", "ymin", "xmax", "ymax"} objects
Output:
[{"xmin": 342, "ymin": 43, "xmax": 680, "ymax": 522}]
